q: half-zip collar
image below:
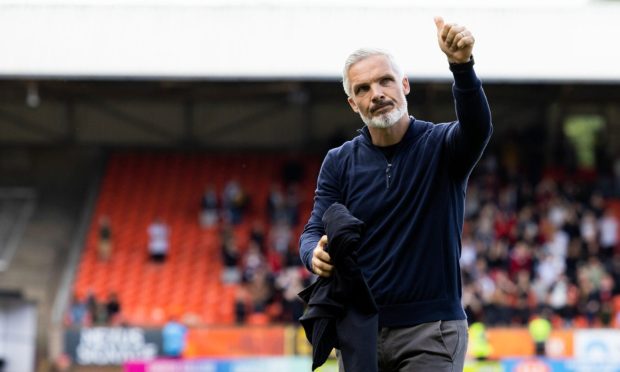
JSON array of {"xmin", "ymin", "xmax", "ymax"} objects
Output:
[{"xmin": 357, "ymin": 116, "xmax": 419, "ymax": 190}]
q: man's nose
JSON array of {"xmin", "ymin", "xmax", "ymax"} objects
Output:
[{"xmin": 371, "ymin": 85, "xmax": 385, "ymax": 101}]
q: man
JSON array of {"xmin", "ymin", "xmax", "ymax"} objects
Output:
[
  {"xmin": 299, "ymin": 17, "xmax": 492, "ymax": 371},
  {"xmin": 148, "ymin": 217, "xmax": 169, "ymax": 263}
]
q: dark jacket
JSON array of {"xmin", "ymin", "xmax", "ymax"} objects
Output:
[
  {"xmin": 299, "ymin": 60, "xmax": 493, "ymax": 327},
  {"xmin": 298, "ymin": 202, "xmax": 378, "ymax": 371}
]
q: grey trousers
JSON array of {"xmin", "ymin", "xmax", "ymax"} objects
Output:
[{"xmin": 337, "ymin": 320, "xmax": 468, "ymax": 372}]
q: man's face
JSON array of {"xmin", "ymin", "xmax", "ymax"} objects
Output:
[{"xmin": 346, "ymin": 55, "xmax": 410, "ymax": 128}]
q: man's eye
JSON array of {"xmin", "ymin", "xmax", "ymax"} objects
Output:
[
  {"xmin": 381, "ymin": 78, "xmax": 392, "ymax": 85},
  {"xmin": 356, "ymin": 86, "xmax": 369, "ymax": 94}
]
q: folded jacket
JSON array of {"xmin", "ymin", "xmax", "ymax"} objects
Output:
[{"xmin": 298, "ymin": 202, "xmax": 378, "ymax": 371}]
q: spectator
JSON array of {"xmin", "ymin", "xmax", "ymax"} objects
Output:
[
  {"xmin": 546, "ymin": 225, "xmax": 570, "ymax": 261},
  {"xmin": 599, "ymin": 207, "xmax": 618, "ymax": 259},
  {"xmin": 581, "ymin": 211, "xmax": 599, "ymax": 256},
  {"xmin": 562, "ymin": 283, "xmax": 580, "ymax": 326},
  {"xmin": 462, "ymin": 282, "xmax": 483, "ymax": 324},
  {"xmin": 148, "ymin": 218, "xmax": 170, "ymax": 263},
  {"xmin": 516, "ymin": 205, "xmax": 539, "ymax": 245},
  {"xmin": 582, "ymin": 255, "xmax": 605, "ymax": 289},
  {"xmin": 284, "ymin": 184, "xmax": 301, "ymax": 226},
  {"xmin": 199, "ymin": 184, "xmax": 219, "ymax": 228},
  {"xmin": 234, "ymin": 284, "xmax": 250, "ymax": 324},
  {"xmin": 85, "ymin": 290, "xmax": 98, "ymax": 325},
  {"xmin": 283, "ymin": 243, "xmax": 303, "ymax": 268},
  {"xmin": 589, "ymin": 192, "xmax": 606, "ymax": 218},
  {"xmin": 223, "ymin": 180, "xmax": 247, "ymax": 225},
  {"xmin": 565, "ymin": 238, "xmax": 583, "ymax": 282},
  {"xmin": 98, "ymin": 215, "xmax": 112, "ymax": 261},
  {"xmin": 265, "ymin": 246, "xmax": 283, "ymax": 275},
  {"xmin": 577, "ymin": 270, "xmax": 600, "ymax": 326},
  {"xmin": 221, "ymin": 235, "xmax": 241, "ymax": 284},
  {"xmin": 474, "ymin": 258, "xmax": 495, "ymax": 302},
  {"xmin": 513, "ymin": 270, "xmax": 534, "ymax": 325},
  {"xmin": 105, "ymin": 292, "xmax": 121, "ymax": 325},
  {"xmin": 94, "ymin": 301, "xmax": 109, "ymax": 325},
  {"xmin": 249, "ymin": 220, "xmax": 266, "ymax": 253},
  {"xmin": 267, "ymin": 183, "xmax": 287, "ymax": 224},
  {"xmin": 460, "ymin": 235, "xmax": 478, "ymax": 275},
  {"xmin": 610, "ymin": 254, "xmax": 620, "ymax": 294},
  {"xmin": 162, "ymin": 315, "xmax": 187, "ymax": 358},
  {"xmin": 509, "ymin": 242, "xmax": 533, "ymax": 279},
  {"xmin": 491, "ymin": 270, "xmax": 517, "ymax": 325},
  {"xmin": 487, "ymin": 239, "xmax": 509, "ymax": 271},
  {"xmin": 614, "ymin": 157, "xmax": 620, "ymax": 194},
  {"xmin": 548, "ymin": 274, "xmax": 569, "ymax": 319},
  {"xmin": 242, "ymin": 241, "xmax": 265, "ymax": 280},
  {"xmin": 548, "ymin": 196, "xmax": 568, "ymax": 228},
  {"xmin": 476, "ymin": 203, "xmax": 497, "ymax": 249},
  {"xmin": 275, "ymin": 267, "xmax": 305, "ymax": 322},
  {"xmin": 269, "ymin": 220, "xmax": 293, "ymax": 255},
  {"xmin": 247, "ymin": 268, "xmax": 274, "ymax": 313},
  {"xmin": 562, "ymin": 205, "xmax": 581, "ymax": 240},
  {"xmin": 68, "ymin": 294, "xmax": 87, "ymax": 326},
  {"xmin": 535, "ymin": 252, "xmax": 565, "ymax": 295},
  {"xmin": 599, "ymin": 274, "xmax": 615, "ymax": 326}
]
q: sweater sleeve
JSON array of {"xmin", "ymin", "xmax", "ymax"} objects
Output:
[
  {"xmin": 299, "ymin": 149, "xmax": 342, "ymax": 273},
  {"xmin": 444, "ymin": 57, "xmax": 493, "ymax": 180}
]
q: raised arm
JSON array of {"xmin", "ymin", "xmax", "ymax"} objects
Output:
[{"xmin": 435, "ymin": 16, "xmax": 493, "ymax": 179}]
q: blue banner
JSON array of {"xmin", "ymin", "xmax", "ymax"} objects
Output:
[
  {"xmin": 125, "ymin": 356, "xmax": 312, "ymax": 372},
  {"xmin": 502, "ymin": 358, "xmax": 620, "ymax": 372}
]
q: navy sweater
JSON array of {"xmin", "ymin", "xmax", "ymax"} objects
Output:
[{"xmin": 299, "ymin": 60, "xmax": 493, "ymax": 327}]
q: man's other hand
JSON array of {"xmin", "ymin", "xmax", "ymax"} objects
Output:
[{"xmin": 312, "ymin": 235, "xmax": 333, "ymax": 278}]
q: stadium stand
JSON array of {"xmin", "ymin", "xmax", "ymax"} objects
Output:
[
  {"xmin": 69, "ymin": 149, "xmax": 620, "ymax": 332},
  {"xmin": 72, "ymin": 152, "xmax": 320, "ymax": 326}
]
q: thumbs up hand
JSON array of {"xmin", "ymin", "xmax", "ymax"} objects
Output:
[{"xmin": 434, "ymin": 16, "xmax": 474, "ymax": 64}]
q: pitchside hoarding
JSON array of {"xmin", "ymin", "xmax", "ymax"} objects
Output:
[
  {"xmin": 66, "ymin": 326, "xmax": 620, "ymax": 367},
  {"xmin": 65, "ymin": 327, "xmax": 161, "ymax": 365}
]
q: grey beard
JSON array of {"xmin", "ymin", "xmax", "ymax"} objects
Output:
[{"xmin": 361, "ymin": 99, "xmax": 408, "ymax": 129}]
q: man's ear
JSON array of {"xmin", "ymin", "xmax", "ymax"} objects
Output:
[
  {"xmin": 347, "ymin": 96, "xmax": 359, "ymax": 113},
  {"xmin": 402, "ymin": 76, "xmax": 411, "ymax": 95}
]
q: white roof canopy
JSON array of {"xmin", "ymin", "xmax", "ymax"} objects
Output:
[{"xmin": 0, "ymin": 0, "xmax": 618, "ymax": 81}]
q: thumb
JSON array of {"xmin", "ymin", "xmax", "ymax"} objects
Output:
[
  {"xmin": 319, "ymin": 235, "xmax": 328, "ymax": 247},
  {"xmin": 434, "ymin": 16, "xmax": 445, "ymax": 33}
]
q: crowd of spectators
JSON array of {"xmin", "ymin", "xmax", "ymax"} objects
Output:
[
  {"xmin": 67, "ymin": 290, "xmax": 122, "ymax": 327},
  {"xmin": 211, "ymin": 164, "xmax": 312, "ymax": 325},
  {"xmin": 210, "ymin": 154, "xmax": 620, "ymax": 329},
  {"xmin": 460, "ymin": 156, "xmax": 620, "ymax": 328},
  {"xmin": 71, "ymin": 154, "xmax": 620, "ymax": 330}
]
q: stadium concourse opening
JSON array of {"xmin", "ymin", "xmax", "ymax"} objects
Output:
[{"xmin": 1, "ymin": 78, "xmax": 620, "ymax": 371}]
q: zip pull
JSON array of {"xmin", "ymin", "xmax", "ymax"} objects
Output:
[{"xmin": 385, "ymin": 163, "xmax": 393, "ymax": 189}]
